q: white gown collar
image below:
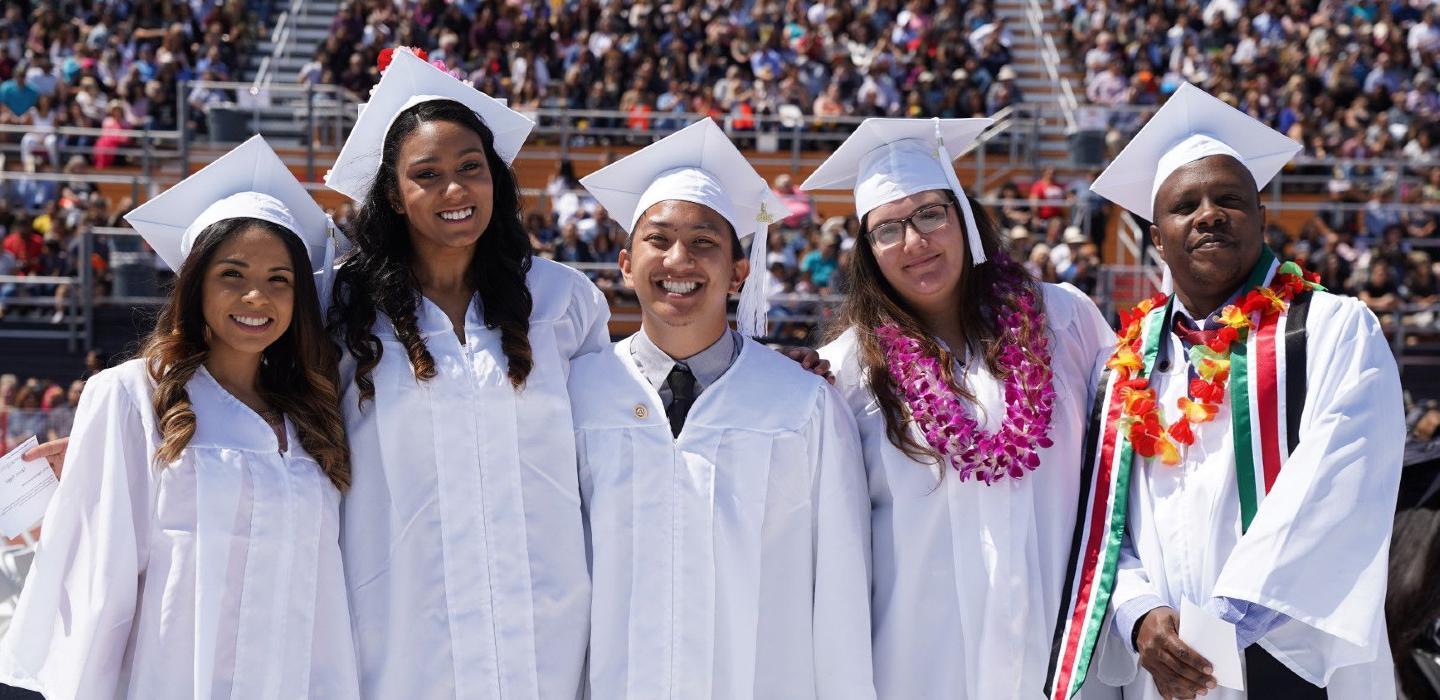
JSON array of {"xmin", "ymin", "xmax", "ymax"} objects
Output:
[
  {"xmin": 189, "ymin": 365, "xmax": 294, "ymax": 454},
  {"xmin": 414, "ymin": 292, "xmax": 484, "ymax": 341}
]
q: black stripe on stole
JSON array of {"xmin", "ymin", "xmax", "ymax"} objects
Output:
[
  {"xmin": 1284, "ymin": 291, "xmax": 1312, "ymax": 448},
  {"xmin": 1044, "ymin": 366, "xmax": 1114, "ymax": 692},
  {"xmin": 1250, "ymin": 289, "xmax": 1325, "ymax": 696}
]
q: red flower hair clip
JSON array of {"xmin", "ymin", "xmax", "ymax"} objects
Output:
[{"xmin": 378, "ymin": 46, "xmax": 429, "ymax": 73}]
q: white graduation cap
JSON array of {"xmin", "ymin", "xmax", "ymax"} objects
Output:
[
  {"xmin": 124, "ymin": 136, "xmax": 336, "ymax": 308},
  {"xmin": 1091, "ymin": 82, "xmax": 1302, "ymax": 223},
  {"xmin": 325, "ymin": 47, "xmax": 535, "ymax": 203},
  {"xmin": 579, "ymin": 118, "xmax": 786, "ymax": 338},
  {"xmin": 799, "ymin": 117, "xmax": 994, "ymax": 265}
]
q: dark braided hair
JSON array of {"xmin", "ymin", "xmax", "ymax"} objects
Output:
[{"xmin": 329, "ymin": 99, "xmax": 534, "ymax": 403}]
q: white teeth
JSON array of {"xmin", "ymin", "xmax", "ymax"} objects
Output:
[
  {"xmin": 660, "ymin": 280, "xmax": 699, "ymax": 294},
  {"xmin": 439, "ymin": 207, "xmax": 474, "ymax": 221},
  {"xmin": 232, "ymin": 315, "xmax": 269, "ymax": 327}
]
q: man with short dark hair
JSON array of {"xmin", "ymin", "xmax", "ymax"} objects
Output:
[
  {"xmin": 1048, "ymin": 83, "xmax": 1403, "ymax": 700},
  {"xmin": 573, "ymin": 118, "xmax": 874, "ymax": 699}
]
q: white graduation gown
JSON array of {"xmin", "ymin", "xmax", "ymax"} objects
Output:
[
  {"xmin": 571, "ymin": 336, "xmax": 875, "ymax": 700},
  {"xmin": 0, "ymin": 358, "xmax": 359, "ymax": 699},
  {"xmin": 341, "ymin": 258, "xmax": 610, "ymax": 700},
  {"xmin": 819, "ymin": 283, "xmax": 1119, "ymax": 699},
  {"xmin": 1095, "ymin": 292, "xmax": 1403, "ymax": 699}
]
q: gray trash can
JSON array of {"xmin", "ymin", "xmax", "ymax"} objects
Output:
[
  {"xmin": 1070, "ymin": 129, "xmax": 1107, "ymax": 167},
  {"xmin": 110, "ymin": 251, "xmax": 159, "ymax": 298},
  {"xmin": 207, "ymin": 103, "xmax": 249, "ymax": 143}
]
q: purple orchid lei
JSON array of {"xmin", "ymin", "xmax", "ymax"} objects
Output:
[{"xmin": 877, "ymin": 256, "xmax": 1056, "ymax": 484}]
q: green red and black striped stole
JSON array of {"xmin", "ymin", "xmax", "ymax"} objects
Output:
[{"xmin": 1044, "ymin": 249, "xmax": 1313, "ymax": 699}]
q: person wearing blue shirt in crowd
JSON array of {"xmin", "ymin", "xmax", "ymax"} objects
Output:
[
  {"xmin": 0, "ymin": 66, "xmax": 37, "ymax": 119},
  {"xmin": 801, "ymin": 234, "xmax": 842, "ymax": 289}
]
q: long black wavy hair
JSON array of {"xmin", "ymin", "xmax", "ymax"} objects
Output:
[{"xmin": 329, "ymin": 99, "xmax": 534, "ymax": 403}]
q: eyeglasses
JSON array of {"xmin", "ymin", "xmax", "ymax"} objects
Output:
[{"xmin": 866, "ymin": 202, "xmax": 952, "ymax": 248}]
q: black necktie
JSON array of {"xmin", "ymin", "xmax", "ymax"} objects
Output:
[{"xmin": 665, "ymin": 363, "xmax": 696, "ymax": 437}]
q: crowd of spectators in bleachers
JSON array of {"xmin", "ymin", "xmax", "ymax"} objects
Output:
[
  {"xmin": 0, "ymin": 169, "xmax": 127, "ymax": 321},
  {"xmin": 0, "ymin": 348, "xmax": 107, "ymax": 456},
  {"xmin": 1061, "ymin": 0, "xmax": 1440, "ymax": 163},
  {"xmin": 303, "ymin": 0, "xmax": 1025, "ymax": 131},
  {"xmin": 0, "ymin": 0, "xmax": 262, "ymax": 175}
]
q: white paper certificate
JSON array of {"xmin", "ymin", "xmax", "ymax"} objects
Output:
[
  {"xmin": 1179, "ymin": 597, "xmax": 1246, "ymax": 691},
  {"xmin": 0, "ymin": 436, "xmax": 59, "ymax": 537}
]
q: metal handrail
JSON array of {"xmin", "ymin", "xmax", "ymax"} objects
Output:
[
  {"xmin": 0, "ymin": 122, "xmax": 181, "ymax": 141},
  {"xmin": 1115, "ymin": 211, "xmax": 1166, "ymax": 293},
  {"xmin": 192, "ymin": 79, "xmax": 355, "ymax": 102},
  {"xmin": 0, "ymin": 170, "xmax": 154, "ymax": 185},
  {"xmin": 1022, "ymin": 0, "xmax": 1079, "ymax": 132},
  {"xmin": 252, "ymin": 0, "xmax": 309, "ymax": 90},
  {"xmin": 0, "ymin": 275, "xmax": 78, "ymax": 285}
]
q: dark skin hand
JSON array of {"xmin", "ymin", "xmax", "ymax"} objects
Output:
[
  {"xmin": 781, "ymin": 346, "xmax": 834, "ymax": 384},
  {"xmin": 1136, "ymin": 607, "xmax": 1218, "ymax": 699}
]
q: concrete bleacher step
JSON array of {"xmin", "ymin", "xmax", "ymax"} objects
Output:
[
  {"xmin": 1016, "ymin": 77, "xmax": 1057, "ymax": 90},
  {"xmin": 276, "ymin": 58, "xmax": 310, "ymax": 72},
  {"xmin": 294, "ymin": 28, "xmax": 331, "ymax": 43},
  {"xmin": 1006, "ymin": 23, "xmax": 1062, "ymax": 35}
]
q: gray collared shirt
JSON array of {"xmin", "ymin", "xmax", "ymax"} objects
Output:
[{"xmin": 629, "ymin": 328, "xmax": 743, "ymax": 407}]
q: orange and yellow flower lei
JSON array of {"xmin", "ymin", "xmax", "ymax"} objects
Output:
[{"xmin": 1107, "ymin": 262, "xmax": 1321, "ymax": 465}]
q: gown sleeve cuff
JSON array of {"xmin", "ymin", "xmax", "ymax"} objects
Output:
[
  {"xmin": 1114, "ymin": 594, "xmax": 1168, "ymax": 652},
  {"xmin": 1204, "ymin": 596, "xmax": 1288, "ymax": 649}
]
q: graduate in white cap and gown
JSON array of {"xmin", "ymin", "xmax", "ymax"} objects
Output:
[
  {"xmin": 801, "ymin": 118, "xmax": 1119, "ymax": 699},
  {"xmin": 573, "ymin": 118, "xmax": 875, "ymax": 699},
  {"xmin": 323, "ymin": 47, "xmax": 608, "ymax": 699},
  {"xmin": 0, "ymin": 136, "xmax": 359, "ymax": 699},
  {"xmin": 1046, "ymin": 83, "xmax": 1403, "ymax": 700}
]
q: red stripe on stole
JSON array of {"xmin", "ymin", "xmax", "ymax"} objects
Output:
[
  {"xmin": 1256, "ymin": 315, "xmax": 1282, "ymax": 491},
  {"xmin": 1054, "ymin": 381, "xmax": 1127, "ymax": 696}
]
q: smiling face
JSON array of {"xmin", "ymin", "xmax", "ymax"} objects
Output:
[
  {"xmin": 391, "ymin": 119, "xmax": 495, "ymax": 256},
  {"xmin": 200, "ymin": 224, "xmax": 296, "ymax": 361},
  {"xmin": 1150, "ymin": 155, "xmax": 1266, "ymax": 316},
  {"xmin": 864, "ymin": 189, "xmax": 966, "ymax": 319},
  {"xmin": 620, "ymin": 199, "xmax": 747, "ymax": 343}
]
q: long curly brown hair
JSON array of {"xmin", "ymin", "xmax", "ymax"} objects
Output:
[
  {"xmin": 141, "ymin": 217, "xmax": 351, "ymax": 490},
  {"xmin": 329, "ymin": 99, "xmax": 534, "ymax": 403},
  {"xmin": 824, "ymin": 191, "xmax": 1046, "ymax": 463}
]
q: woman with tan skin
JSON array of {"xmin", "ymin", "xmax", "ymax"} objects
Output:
[{"xmin": 0, "ymin": 137, "xmax": 357, "ymax": 698}]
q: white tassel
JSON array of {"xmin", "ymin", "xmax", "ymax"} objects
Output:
[
  {"xmin": 735, "ymin": 201, "xmax": 774, "ymax": 338},
  {"xmin": 317, "ymin": 216, "xmax": 338, "ymax": 317},
  {"xmin": 934, "ymin": 118, "xmax": 987, "ymax": 266}
]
